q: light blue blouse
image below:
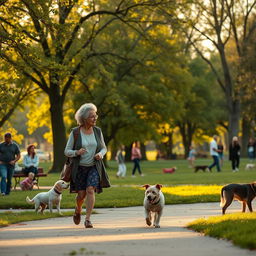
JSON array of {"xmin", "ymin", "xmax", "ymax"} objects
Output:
[
  {"xmin": 64, "ymin": 130, "xmax": 107, "ymax": 167},
  {"xmin": 23, "ymin": 155, "xmax": 39, "ymax": 168}
]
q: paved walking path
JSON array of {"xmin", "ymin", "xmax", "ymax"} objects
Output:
[{"xmin": 0, "ymin": 202, "xmax": 255, "ymax": 256}]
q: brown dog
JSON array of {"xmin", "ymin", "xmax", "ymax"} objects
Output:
[{"xmin": 220, "ymin": 182, "xmax": 256, "ymax": 214}]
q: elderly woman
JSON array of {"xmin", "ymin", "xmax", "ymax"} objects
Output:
[{"xmin": 64, "ymin": 103, "xmax": 110, "ymax": 228}]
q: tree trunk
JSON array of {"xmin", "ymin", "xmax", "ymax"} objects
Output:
[
  {"xmin": 241, "ymin": 117, "xmax": 250, "ymax": 157},
  {"xmin": 140, "ymin": 142, "xmax": 147, "ymax": 160},
  {"xmin": 48, "ymin": 87, "xmax": 67, "ymax": 173},
  {"xmin": 164, "ymin": 131, "xmax": 173, "ymax": 159},
  {"xmin": 178, "ymin": 122, "xmax": 194, "ymax": 159},
  {"xmin": 125, "ymin": 144, "xmax": 133, "ymax": 162},
  {"xmin": 227, "ymin": 98, "xmax": 240, "ymax": 145}
]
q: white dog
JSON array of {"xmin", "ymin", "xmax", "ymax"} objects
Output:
[
  {"xmin": 245, "ymin": 163, "xmax": 255, "ymax": 170},
  {"xmin": 26, "ymin": 180, "xmax": 69, "ymax": 214},
  {"xmin": 143, "ymin": 184, "xmax": 165, "ymax": 228}
]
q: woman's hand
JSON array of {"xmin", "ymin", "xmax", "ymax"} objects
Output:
[
  {"xmin": 77, "ymin": 148, "xmax": 86, "ymax": 155},
  {"xmin": 94, "ymin": 153, "xmax": 102, "ymax": 160}
]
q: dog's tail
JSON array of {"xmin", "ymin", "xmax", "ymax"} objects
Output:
[
  {"xmin": 220, "ymin": 188, "xmax": 226, "ymax": 207},
  {"xmin": 26, "ymin": 196, "xmax": 34, "ymax": 204}
]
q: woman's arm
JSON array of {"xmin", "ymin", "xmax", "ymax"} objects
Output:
[
  {"xmin": 23, "ymin": 155, "xmax": 30, "ymax": 167},
  {"xmin": 64, "ymin": 131, "xmax": 77, "ymax": 157},
  {"xmin": 95, "ymin": 130, "xmax": 107, "ymax": 160}
]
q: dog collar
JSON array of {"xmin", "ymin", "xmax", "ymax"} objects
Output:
[
  {"xmin": 54, "ymin": 188, "xmax": 62, "ymax": 195},
  {"xmin": 150, "ymin": 199, "xmax": 160, "ymax": 205}
]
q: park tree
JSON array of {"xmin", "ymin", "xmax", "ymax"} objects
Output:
[
  {"xmin": 240, "ymin": 26, "xmax": 256, "ymax": 155},
  {"xmin": 62, "ymin": 7, "xmax": 199, "ymax": 162},
  {"xmin": 0, "ymin": 0, "xmax": 171, "ymax": 172},
  {"xmin": 176, "ymin": 57, "xmax": 226, "ymax": 157},
  {"xmin": 66, "ymin": 18, "xmax": 182, "ymax": 152},
  {"xmin": 164, "ymin": 0, "xmax": 256, "ymax": 144},
  {"xmin": 0, "ymin": 62, "xmax": 38, "ymax": 128}
]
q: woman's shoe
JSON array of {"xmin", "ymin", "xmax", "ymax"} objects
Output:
[
  {"xmin": 84, "ymin": 219, "xmax": 93, "ymax": 228},
  {"xmin": 73, "ymin": 209, "xmax": 81, "ymax": 225}
]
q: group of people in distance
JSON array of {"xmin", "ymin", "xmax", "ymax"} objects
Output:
[
  {"xmin": 188, "ymin": 134, "xmax": 256, "ymax": 172},
  {"xmin": 0, "ymin": 133, "xmax": 40, "ymax": 195}
]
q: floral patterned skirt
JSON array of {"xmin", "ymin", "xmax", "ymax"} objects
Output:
[{"xmin": 73, "ymin": 165, "xmax": 100, "ymax": 191}]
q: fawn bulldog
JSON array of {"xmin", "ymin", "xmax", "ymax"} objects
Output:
[{"xmin": 143, "ymin": 184, "xmax": 165, "ymax": 228}]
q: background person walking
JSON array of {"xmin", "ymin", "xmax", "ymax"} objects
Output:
[
  {"xmin": 0, "ymin": 133, "xmax": 20, "ymax": 195},
  {"xmin": 207, "ymin": 135, "xmax": 221, "ymax": 172},
  {"xmin": 187, "ymin": 145, "xmax": 196, "ymax": 168},
  {"xmin": 229, "ymin": 136, "xmax": 241, "ymax": 172},
  {"xmin": 247, "ymin": 137, "xmax": 256, "ymax": 162},
  {"xmin": 217, "ymin": 138, "xmax": 224, "ymax": 167},
  {"xmin": 115, "ymin": 145, "xmax": 126, "ymax": 178},
  {"xmin": 131, "ymin": 141, "xmax": 143, "ymax": 177}
]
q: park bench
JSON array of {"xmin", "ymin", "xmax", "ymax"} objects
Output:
[{"xmin": 13, "ymin": 167, "xmax": 47, "ymax": 190}]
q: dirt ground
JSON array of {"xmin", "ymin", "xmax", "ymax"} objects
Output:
[{"xmin": 0, "ymin": 202, "xmax": 255, "ymax": 256}]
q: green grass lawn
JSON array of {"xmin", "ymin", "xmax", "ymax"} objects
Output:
[
  {"xmin": 187, "ymin": 213, "xmax": 256, "ymax": 249},
  {"xmin": 1, "ymin": 158, "xmax": 256, "ymax": 249},
  {"xmin": 0, "ymin": 211, "xmax": 74, "ymax": 227},
  {"xmin": 3, "ymin": 158, "xmax": 255, "ymax": 210}
]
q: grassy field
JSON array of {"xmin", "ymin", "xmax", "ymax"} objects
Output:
[
  {"xmin": 2, "ymin": 158, "xmax": 255, "ymax": 209},
  {"xmin": 1, "ymin": 158, "xmax": 256, "ymax": 249},
  {"xmin": 187, "ymin": 212, "xmax": 256, "ymax": 249}
]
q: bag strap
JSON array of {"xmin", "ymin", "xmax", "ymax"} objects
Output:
[{"xmin": 72, "ymin": 126, "xmax": 80, "ymax": 150}]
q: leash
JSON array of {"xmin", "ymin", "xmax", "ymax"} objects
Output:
[
  {"xmin": 54, "ymin": 188, "xmax": 62, "ymax": 195},
  {"xmin": 250, "ymin": 184, "xmax": 256, "ymax": 195}
]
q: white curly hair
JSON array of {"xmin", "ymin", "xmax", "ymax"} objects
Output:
[{"xmin": 75, "ymin": 103, "xmax": 97, "ymax": 125}]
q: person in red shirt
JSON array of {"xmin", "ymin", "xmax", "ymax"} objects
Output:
[{"xmin": 131, "ymin": 141, "xmax": 143, "ymax": 177}]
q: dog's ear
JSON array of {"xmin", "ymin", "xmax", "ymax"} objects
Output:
[
  {"xmin": 155, "ymin": 184, "xmax": 162, "ymax": 190},
  {"xmin": 142, "ymin": 184, "xmax": 150, "ymax": 190}
]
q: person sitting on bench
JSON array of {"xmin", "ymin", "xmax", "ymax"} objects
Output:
[{"xmin": 23, "ymin": 144, "xmax": 39, "ymax": 177}]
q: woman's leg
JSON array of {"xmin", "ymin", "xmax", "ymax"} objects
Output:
[
  {"xmin": 116, "ymin": 164, "xmax": 122, "ymax": 177},
  {"xmin": 136, "ymin": 159, "xmax": 142, "ymax": 175},
  {"xmin": 231, "ymin": 158, "xmax": 236, "ymax": 170},
  {"xmin": 76, "ymin": 190, "xmax": 86, "ymax": 213},
  {"xmin": 236, "ymin": 156, "xmax": 240, "ymax": 169},
  {"xmin": 85, "ymin": 186, "xmax": 95, "ymax": 221},
  {"xmin": 132, "ymin": 159, "xmax": 137, "ymax": 175},
  {"xmin": 73, "ymin": 190, "xmax": 86, "ymax": 225},
  {"xmin": 122, "ymin": 164, "xmax": 127, "ymax": 177}
]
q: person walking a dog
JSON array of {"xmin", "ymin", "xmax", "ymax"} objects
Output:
[
  {"xmin": 229, "ymin": 136, "xmax": 241, "ymax": 172},
  {"xmin": 207, "ymin": 135, "xmax": 221, "ymax": 172},
  {"xmin": 64, "ymin": 103, "xmax": 110, "ymax": 228},
  {"xmin": 131, "ymin": 141, "xmax": 143, "ymax": 177},
  {"xmin": 0, "ymin": 133, "xmax": 20, "ymax": 195}
]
